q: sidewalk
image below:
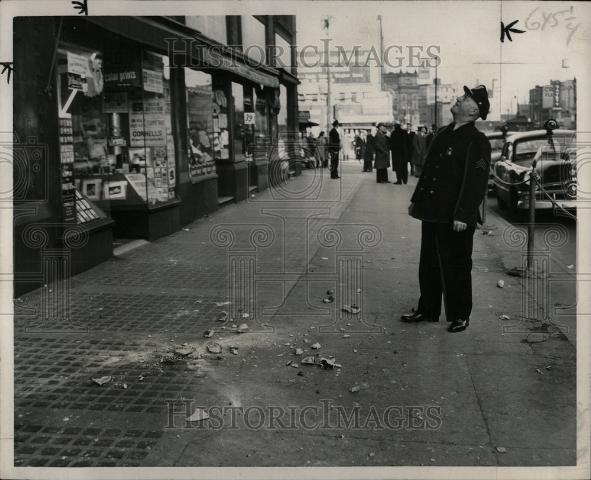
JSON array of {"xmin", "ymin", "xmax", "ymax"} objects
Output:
[{"xmin": 11, "ymin": 164, "xmax": 576, "ymax": 468}]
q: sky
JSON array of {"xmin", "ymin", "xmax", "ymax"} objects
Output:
[{"xmin": 295, "ymin": 1, "xmax": 589, "ymax": 118}]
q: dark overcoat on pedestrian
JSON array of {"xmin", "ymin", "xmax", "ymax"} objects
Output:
[
  {"xmin": 363, "ymin": 134, "xmax": 375, "ymax": 161},
  {"xmin": 373, "ymin": 131, "xmax": 390, "ymax": 169},
  {"xmin": 328, "ymin": 127, "xmax": 340, "ymax": 153},
  {"xmin": 410, "ymin": 122, "xmax": 491, "ymax": 226},
  {"xmin": 389, "ymin": 128, "xmax": 408, "ymax": 171}
]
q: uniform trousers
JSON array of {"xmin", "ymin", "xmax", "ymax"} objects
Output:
[
  {"xmin": 329, "ymin": 151, "xmax": 340, "ymax": 178},
  {"xmin": 417, "ymin": 221, "xmax": 475, "ymax": 321}
]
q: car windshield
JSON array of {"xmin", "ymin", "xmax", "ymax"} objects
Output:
[{"xmin": 514, "ymin": 135, "xmax": 575, "ymax": 163}]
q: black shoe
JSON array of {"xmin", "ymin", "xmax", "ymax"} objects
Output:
[
  {"xmin": 400, "ymin": 311, "xmax": 439, "ymax": 323},
  {"xmin": 447, "ymin": 318, "xmax": 469, "ymax": 332},
  {"xmin": 394, "ymin": 181, "xmax": 402, "ymax": 184}
]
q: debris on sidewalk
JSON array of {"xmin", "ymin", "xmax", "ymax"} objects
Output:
[
  {"xmin": 495, "ymin": 446, "xmax": 507, "ymax": 454},
  {"xmin": 498, "ymin": 314, "xmax": 511, "ymax": 321},
  {"xmin": 301, "ymin": 356, "xmax": 316, "ymax": 365},
  {"xmin": 187, "ymin": 408, "xmax": 209, "ymax": 422},
  {"xmin": 300, "ymin": 354, "xmax": 342, "ymax": 369},
  {"xmin": 567, "ymin": 264, "xmax": 574, "ymax": 269},
  {"xmin": 343, "ymin": 334, "xmax": 351, "ymax": 338},
  {"xmin": 237, "ymin": 323, "xmax": 249, "ymax": 333},
  {"xmin": 203, "ymin": 329, "xmax": 215, "ymax": 338},
  {"xmin": 356, "ymin": 289, "xmax": 362, "ymax": 293},
  {"xmin": 350, "ymin": 382, "xmax": 369, "ymax": 393},
  {"xmin": 294, "ymin": 348, "xmax": 304, "ymax": 355},
  {"xmin": 535, "ymin": 368, "xmax": 544, "ymax": 375},
  {"xmin": 91, "ymin": 376, "xmax": 112, "ymax": 386},
  {"xmin": 215, "ymin": 301, "xmax": 231, "ymax": 307},
  {"xmin": 206, "ymin": 343, "xmax": 222, "ymax": 354},
  {"xmin": 342, "ymin": 304, "xmax": 360, "ymax": 314},
  {"xmin": 230, "ymin": 346, "xmax": 239, "ymax": 355},
  {"xmin": 523, "ymin": 333, "xmax": 549, "ymax": 344},
  {"xmin": 497, "ymin": 280, "xmax": 505, "ymax": 288},
  {"xmin": 174, "ymin": 345, "xmax": 195, "ymax": 356},
  {"xmin": 323, "ymin": 295, "xmax": 335, "ymax": 303},
  {"xmin": 482, "ymin": 230, "xmax": 495, "ymax": 236},
  {"xmin": 311, "ymin": 342, "xmax": 321, "ymax": 350},
  {"xmin": 216, "ymin": 311, "xmax": 228, "ymax": 322}
]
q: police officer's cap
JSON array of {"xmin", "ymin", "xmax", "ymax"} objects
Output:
[{"xmin": 463, "ymin": 85, "xmax": 490, "ymax": 120}]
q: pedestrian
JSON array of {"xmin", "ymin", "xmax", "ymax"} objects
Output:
[
  {"xmin": 305, "ymin": 131, "xmax": 317, "ymax": 168},
  {"xmin": 354, "ymin": 132, "xmax": 364, "ymax": 162},
  {"xmin": 401, "ymin": 85, "xmax": 491, "ymax": 333},
  {"xmin": 328, "ymin": 120, "xmax": 341, "ymax": 179},
  {"xmin": 412, "ymin": 126, "xmax": 428, "ymax": 177},
  {"xmin": 406, "ymin": 127, "xmax": 416, "ymax": 178},
  {"xmin": 363, "ymin": 128, "xmax": 375, "ymax": 172},
  {"xmin": 374, "ymin": 122, "xmax": 390, "ymax": 183},
  {"xmin": 389, "ymin": 123, "xmax": 408, "ymax": 184},
  {"xmin": 315, "ymin": 131, "xmax": 327, "ymax": 168}
]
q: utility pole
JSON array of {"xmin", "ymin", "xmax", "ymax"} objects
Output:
[
  {"xmin": 433, "ymin": 62, "xmax": 438, "ymax": 127},
  {"xmin": 322, "ymin": 16, "xmax": 332, "ymax": 134},
  {"xmin": 378, "ymin": 15, "xmax": 384, "ymax": 91}
]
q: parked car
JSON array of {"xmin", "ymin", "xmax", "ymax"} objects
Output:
[
  {"xmin": 486, "ymin": 130, "xmax": 514, "ymax": 194},
  {"xmin": 492, "ymin": 128, "xmax": 577, "ymax": 211}
]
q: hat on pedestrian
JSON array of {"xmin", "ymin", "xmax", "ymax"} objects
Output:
[
  {"xmin": 463, "ymin": 85, "xmax": 490, "ymax": 120},
  {"xmin": 332, "ymin": 120, "xmax": 340, "ymax": 126},
  {"xmin": 376, "ymin": 122, "xmax": 386, "ymax": 129}
]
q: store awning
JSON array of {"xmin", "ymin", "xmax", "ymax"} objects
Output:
[{"xmin": 85, "ymin": 16, "xmax": 281, "ymax": 89}]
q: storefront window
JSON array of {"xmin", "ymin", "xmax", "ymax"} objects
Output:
[
  {"xmin": 241, "ymin": 16, "xmax": 266, "ymax": 65},
  {"xmin": 277, "ymin": 85, "xmax": 288, "ymax": 160},
  {"xmin": 56, "ymin": 45, "xmax": 177, "ymax": 222},
  {"xmin": 213, "ymin": 88, "xmax": 229, "ymax": 160},
  {"xmin": 185, "ymin": 68, "xmax": 216, "ymax": 180},
  {"xmin": 277, "ymin": 84, "xmax": 288, "ymax": 136},
  {"xmin": 232, "ymin": 83, "xmax": 254, "ymax": 162}
]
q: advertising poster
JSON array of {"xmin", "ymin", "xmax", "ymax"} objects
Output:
[{"xmin": 142, "ymin": 68, "xmax": 163, "ymax": 94}]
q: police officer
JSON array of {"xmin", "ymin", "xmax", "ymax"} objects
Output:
[
  {"xmin": 401, "ymin": 85, "xmax": 491, "ymax": 333},
  {"xmin": 328, "ymin": 120, "xmax": 341, "ymax": 179}
]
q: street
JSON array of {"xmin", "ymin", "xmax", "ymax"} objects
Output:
[{"xmin": 13, "ymin": 164, "xmax": 576, "ymax": 467}]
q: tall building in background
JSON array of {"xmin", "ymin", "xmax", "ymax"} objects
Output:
[
  {"xmin": 298, "ymin": 48, "xmax": 393, "ymax": 131},
  {"xmin": 529, "ymin": 79, "xmax": 576, "ymax": 129}
]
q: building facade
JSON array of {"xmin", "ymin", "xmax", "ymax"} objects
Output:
[
  {"xmin": 13, "ymin": 15, "xmax": 299, "ymax": 295},
  {"xmin": 297, "ymin": 48, "xmax": 393, "ymax": 131},
  {"xmin": 529, "ymin": 79, "xmax": 576, "ymax": 129}
]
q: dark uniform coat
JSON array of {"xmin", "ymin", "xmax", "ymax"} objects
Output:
[
  {"xmin": 373, "ymin": 131, "xmax": 390, "ymax": 169},
  {"xmin": 410, "ymin": 122, "xmax": 491, "ymax": 226},
  {"xmin": 389, "ymin": 128, "xmax": 409, "ymax": 171},
  {"xmin": 328, "ymin": 127, "xmax": 340, "ymax": 153}
]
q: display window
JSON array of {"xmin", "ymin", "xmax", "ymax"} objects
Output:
[
  {"xmin": 212, "ymin": 88, "xmax": 229, "ymax": 160},
  {"xmin": 185, "ymin": 68, "xmax": 216, "ymax": 181},
  {"xmin": 56, "ymin": 44, "xmax": 177, "ymax": 221}
]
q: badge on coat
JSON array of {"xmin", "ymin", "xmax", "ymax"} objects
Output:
[{"xmin": 446, "ymin": 147, "xmax": 453, "ymax": 156}]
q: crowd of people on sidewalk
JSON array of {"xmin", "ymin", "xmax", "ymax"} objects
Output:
[{"xmin": 300, "ymin": 121, "xmax": 438, "ymax": 184}]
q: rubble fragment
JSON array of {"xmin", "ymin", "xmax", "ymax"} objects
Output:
[
  {"xmin": 92, "ymin": 376, "xmax": 112, "ymax": 386},
  {"xmin": 187, "ymin": 408, "xmax": 209, "ymax": 422},
  {"xmin": 207, "ymin": 343, "xmax": 222, "ymax": 354}
]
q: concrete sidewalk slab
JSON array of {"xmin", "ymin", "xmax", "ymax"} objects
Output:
[{"xmin": 13, "ymin": 164, "xmax": 576, "ymax": 468}]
